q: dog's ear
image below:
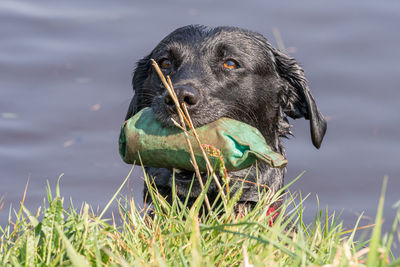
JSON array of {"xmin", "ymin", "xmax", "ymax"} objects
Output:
[
  {"xmin": 125, "ymin": 54, "xmax": 152, "ymax": 120},
  {"xmin": 272, "ymin": 48, "xmax": 327, "ymax": 148}
]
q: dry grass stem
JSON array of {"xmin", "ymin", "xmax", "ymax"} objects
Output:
[
  {"xmin": 181, "ymin": 103, "xmax": 227, "ymax": 203},
  {"xmin": 341, "ymin": 223, "xmax": 377, "ymax": 235},
  {"xmin": 151, "ymin": 58, "xmax": 212, "ymax": 212}
]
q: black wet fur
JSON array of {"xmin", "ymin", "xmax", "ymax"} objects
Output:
[{"xmin": 124, "ymin": 25, "xmax": 327, "ymax": 211}]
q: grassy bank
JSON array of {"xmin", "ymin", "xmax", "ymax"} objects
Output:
[{"xmin": 0, "ymin": 169, "xmax": 399, "ymax": 266}]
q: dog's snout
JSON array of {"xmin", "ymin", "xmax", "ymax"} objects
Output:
[{"xmin": 164, "ymin": 86, "xmax": 200, "ymax": 109}]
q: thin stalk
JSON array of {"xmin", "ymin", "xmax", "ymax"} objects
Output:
[
  {"xmin": 181, "ymin": 103, "xmax": 227, "ymax": 205},
  {"xmin": 151, "ymin": 59, "xmax": 211, "ymax": 212}
]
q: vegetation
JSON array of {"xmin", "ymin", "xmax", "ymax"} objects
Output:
[{"xmin": 0, "ymin": 168, "xmax": 399, "ymax": 266}]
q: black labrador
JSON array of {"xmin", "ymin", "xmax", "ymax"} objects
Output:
[{"xmin": 124, "ymin": 25, "xmax": 327, "ymax": 212}]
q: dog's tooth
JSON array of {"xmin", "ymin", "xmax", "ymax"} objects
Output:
[{"xmin": 173, "ymin": 168, "xmax": 183, "ymax": 174}]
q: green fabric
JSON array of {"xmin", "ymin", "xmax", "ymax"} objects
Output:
[{"xmin": 119, "ymin": 107, "xmax": 287, "ymax": 172}]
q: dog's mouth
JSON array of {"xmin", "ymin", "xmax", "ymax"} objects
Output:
[
  {"xmin": 152, "ymin": 105, "xmax": 212, "ymax": 129},
  {"xmin": 151, "ymin": 95, "xmax": 226, "ymax": 129},
  {"xmin": 152, "ymin": 109, "xmax": 181, "ymax": 128}
]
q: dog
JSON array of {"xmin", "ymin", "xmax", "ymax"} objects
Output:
[{"xmin": 124, "ymin": 25, "xmax": 327, "ymax": 213}]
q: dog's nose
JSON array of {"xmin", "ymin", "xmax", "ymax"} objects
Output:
[{"xmin": 164, "ymin": 86, "xmax": 200, "ymax": 109}]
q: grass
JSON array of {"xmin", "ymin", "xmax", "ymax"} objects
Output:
[{"xmin": 0, "ymin": 169, "xmax": 399, "ymax": 266}]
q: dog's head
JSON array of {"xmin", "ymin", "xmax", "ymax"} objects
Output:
[{"xmin": 126, "ymin": 25, "xmax": 326, "ymax": 149}]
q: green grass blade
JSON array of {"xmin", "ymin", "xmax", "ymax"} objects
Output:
[
  {"xmin": 387, "ymin": 257, "xmax": 400, "ymax": 267},
  {"xmin": 366, "ymin": 176, "xmax": 388, "ymax": 267},
  {"xmin": 98, "ymin": 165, "xmax": 133, "ymax": 219},
  {"xmin": 21, "ymin": 204, "xmax": 39, "ymax": 227},
  {"xmin": 55, "ymin": 224, "xmax": 90, "ymax": 267},
  {"xmin": 384, "ymin": 207, "xmax": 399, "ymax": 262},
  {"xmin": 347, "ymin": 212, "xmax": 364, "ymax": 244}
]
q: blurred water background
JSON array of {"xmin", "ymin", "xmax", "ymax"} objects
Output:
[{"xmin": 1, "ymin": 0, "xmax": 399, "ymax": 238}]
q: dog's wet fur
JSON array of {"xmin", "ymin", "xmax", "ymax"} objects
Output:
[{"xmin": 125, "ymin": 25, "xmax": 327, "ymax": 211}]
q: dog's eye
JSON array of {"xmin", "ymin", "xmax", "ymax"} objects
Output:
[
  {"xmin": 159, "ymin": 58, "xmax": 172, "ymax": 69},
  {"xmin": 223, "ymin": 59, "xmax": 239, "ymax": 70}
]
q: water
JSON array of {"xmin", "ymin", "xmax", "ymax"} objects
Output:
[{"xmin": 1, "ymin": 1, "xmax": 399, "ymax": 239}]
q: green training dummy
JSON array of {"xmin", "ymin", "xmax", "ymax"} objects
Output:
[{"xmin": 119, "ymin": 107, "xmax": 287, "ymax": 173}]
